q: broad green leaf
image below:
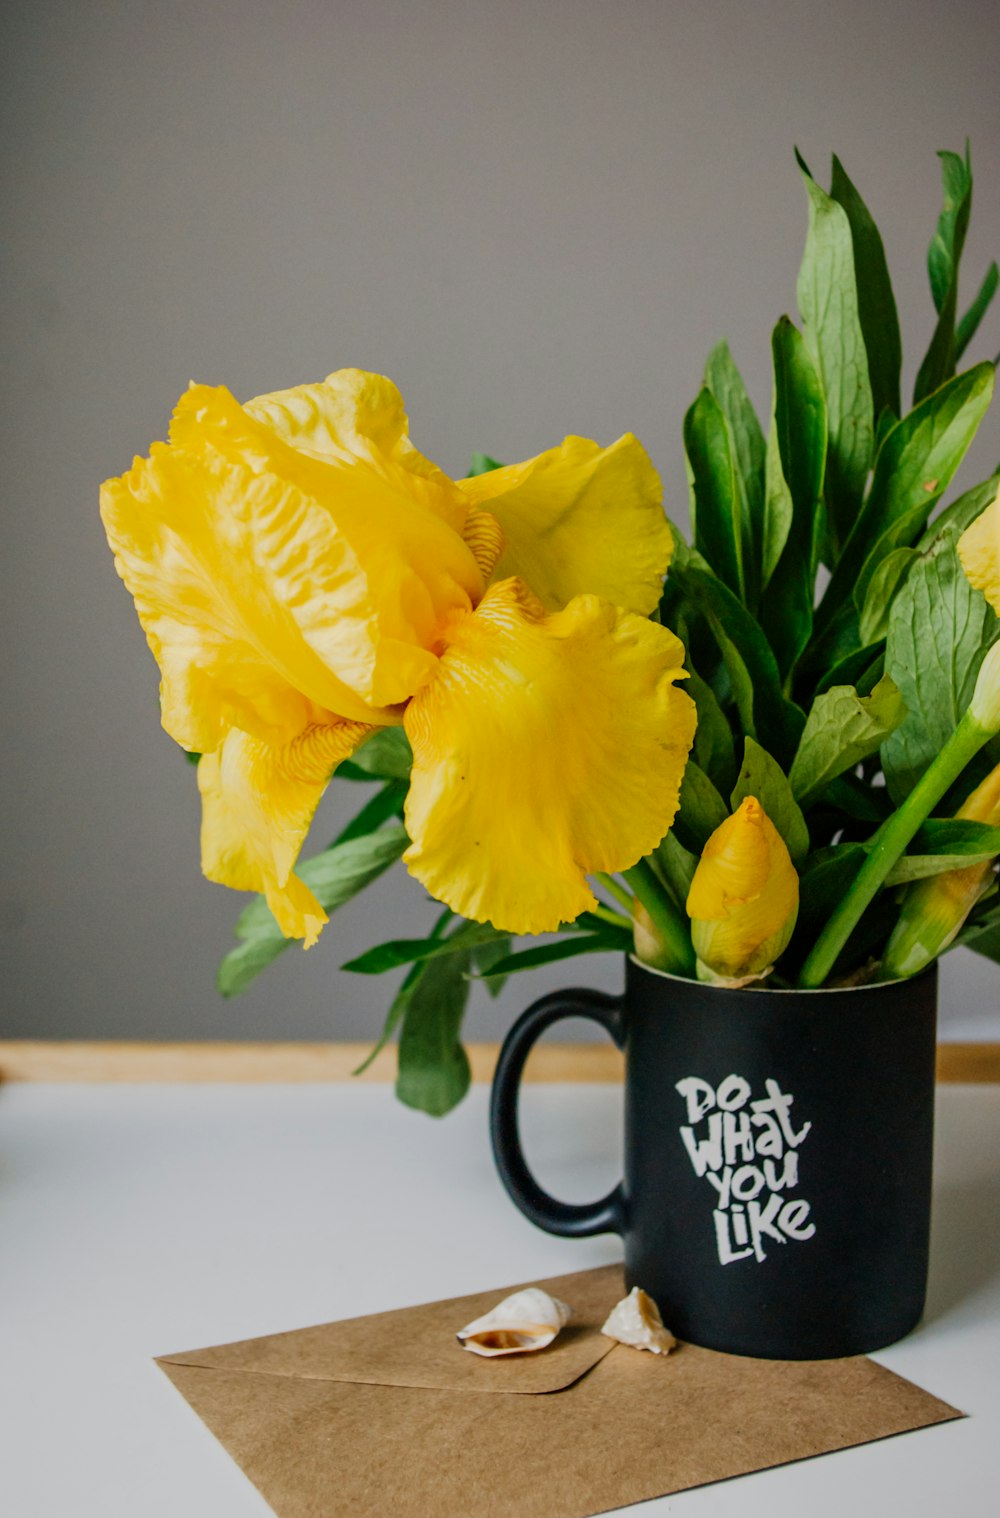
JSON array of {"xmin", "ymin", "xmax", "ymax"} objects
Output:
[
  {"xmin": 704, "ymin": 341, "xmax": 765, "ymax": 607},
  {"xmin": 955, "ymin": 260, "xmax": 999, "ymax": 363},
  {"xmin": 918, "ymin": 472, "xmax": 1000, "ymax": 549},
  {"xmin": 820, "ymin": 773, "xmax": 892, "ymax": 824},
  {"xmin": 337, "ymin": 727, "xmax": 413, "ymax": 782},
  {"xmin": 676, "ymin": 758, "xmax": 729, "ymax": 851},
  {"xmin": 882, "ymin": 523, "xmax": 997, "ymax": 801},
  {"xmin": 857, "ymin": 547, "xmax": 918, "ymax": 646},
  {"xmin": 467, "ymin": 453, "xmax": 503, "ymax": 475},
  {"xmin": 815, "ymin": 641, "xmax": 885, "ymax": 698},
  {"xmin": 686, "ymin": 665, "xmax": 737, "ymax": 794},
  {"xmin": 395, "ymin": 931, "xmax": 475, "ymax": 1116},
  {"xmin": 353, "ymin": 908, "xmax": 451, "ymax": 1074},
  {"xmin": 884, "ymin": 820, "xmax": 1000, "ymax": 885},
  {"xmin": 217, "ymin": 827, "xmax": 409, "ymax": 996},
  {"xmin": 731, "ymin": 737, "xmax": 809, "ymax": 864},
  {"xmin": 914, "ymin": 147, "xmax": 973, "ymax": 403},
  {"xmin": 796, "ymin": 154, "xmax": 874, "ymax": 551},
  {"xmin": 654, "ymin": 831, "xmax": 699, "ymax": 907},
  {"xmin": 684, "ymin": 388, "xmax": 745, "ymax": 600},
  {"xmin": 815, "ymin": 362, "xmax": 995, "ymax": 633},
  {"xmin": 759, "ymin": 318, "xmax": 827, "ymax": 676},
  {"xmin": 790, "ymin": 675, "xmax": 906, "ymax": 807},
  {"xmin": 472, "ymin": 934, "xmax": 514, "ymax": 998},
  {"xmin": 830, "ymin": 155, "xmax": 902, "ymax": 421},
  {"xmin": 668, "ymin": 544, "xmax": 805, "ymax": 767},
  {"xmin": 475, "ymin": 931, "xmax": 630, "ymax": 980},
  {"xmin": 331, "ymin": 779, "xmax": 407, "ymax": 846},
  {"xmin": 798, "ymin": 843, "xmax": 866, "ymax": 935}
]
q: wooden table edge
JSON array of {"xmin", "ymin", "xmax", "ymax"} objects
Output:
[{"xmin": 0, "ymin": 1041, "xmax": 998, "ymax": 1084}]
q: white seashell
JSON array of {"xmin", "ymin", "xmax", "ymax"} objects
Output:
[
  {"xmin": 600, "ymin": 1286, "xmax": 677, "ymax": 1355},
  {"xmin": 456, "ymin": 1287, "xmax": 572, "ymax": 1357}
]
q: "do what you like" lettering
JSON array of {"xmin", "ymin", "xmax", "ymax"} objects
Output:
[{"xmin": 675, "ymin": 1074, "xmax": 816, "ymax": 1266}]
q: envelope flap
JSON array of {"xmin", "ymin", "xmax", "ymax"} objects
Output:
[{"xmin": 158, "ymin": 1263, "xmax": 623, "ymax": 1395}]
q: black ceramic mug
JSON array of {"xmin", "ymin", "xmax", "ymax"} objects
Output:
[{"xmin": 490, "ymin": 957, "xmax": 938, "ymax": 1360}]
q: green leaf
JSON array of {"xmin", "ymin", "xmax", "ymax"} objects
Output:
[
  {"xmin": 814, "ymin": 641, "xmax": 885, "ymax": 698},
  {"xmin": 914, "ymin": 147, "xmax": 973, "ymax": 403},
  {"xmin": 684, "ymin": 388, "xmax": 745, "ymax": 600},
  {"xmin": 830, "ymin": 154, "xmax": 902, "ymax": 421},
  {"xmin": 686, "ymin": 665, "xmax": 737, "ymax": 794},
  {"xmin": 342, "ymin": 921, "xmax": 506, "ymax": 976},
  {"xmin": 337, "ymin": 728, "xmax": 413, "ymax": 782},
  {"xmin": 795, "ymin": 153, "xmax": 874, "ymax": 552},
  {"xmin": 819, "ymin": 773, "xmax": 892, "ymax": 824},
  {"xmin": 797, "ymin": 843, "xmax": 866, "ymax": 937},
  {"xmin": 331, "ymin": 779, "xmax": 407, "ymax": 846},
  {"xmin": 474, "ymin": 931, "xmax": 629, "ymax": 980},
  {"xmin": 703, "ymin": 341, "xmax": 765, "ymax": 607},
  {"xmin": 759, "ymin": 318, "xmax": 827, "ymax": 676},
  {"xmin": 675, "ymin": 759, "xmax": 729, "ymax": 851},
  {"xmin": 731, "ymin": 737, "xmax": 809, "ymax": 865},
  {"xmin": 918, "ymin": 472, "xmax": 1000, "ymax": 549},
  {"xmin": 956, "ymin": 260, "xmax": 999, "ymax": 363},
  {"xmin": 395, "ymin": 931, "xmax": 476, "ymax": 1117},
  {"xmin": 472, "ymin": 934, "xmax": 514, "ymax": 998},
  {"xmin": 467, "ymin": 453, "xmax": 503, "ymax": 476},
  {"xmin": 667, "ymin": 544, "xmax": 805, "ymax": 767},
  {"xmin": 882, "ymin": 523, "xmax": 997, "ymax": 801},
  {"xmin": 790, "ymin": 675, "xmax": 907, "ymax": 807},
  {"xmin": 353, "ymin": 909, "xmax": 452, "ymax": 1075},
  {"xmin": 654, "ymin": 831, "xmax": 699, "ymax": 907},
  {"xmin": 815, "ymin": 362, "xmax": 995, "ymax": 636},
  {"xmin": 956, "ymin": 898, "xmax": 1000, "ymax": 961},
  {"xmin": 884, "ymin": 820, "xmax": 1000, "ymax": 885},
  {"xmin": 217, "ymin": 827, "xmax": 409, "ymax": 997},
  {"xmin": 857, "ymin": 547, "xmax": 918, "ymax": 646}
]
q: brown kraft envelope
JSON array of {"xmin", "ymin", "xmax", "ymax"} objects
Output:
[{"xmin": 156, "ymin": 1263, "xmax": 962, "ymax": 1518}]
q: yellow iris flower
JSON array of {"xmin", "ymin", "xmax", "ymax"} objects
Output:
[
  {"xmin": 958, "ymin": 482, "xmax": 1000, "ymax": 616},
  {"xmin": 685, "ymin": 797, "xmax": 799, "ymax": 984},
  {"xmin": 101, "ymin": 370, "xmax": 696, "ymax": 945}
]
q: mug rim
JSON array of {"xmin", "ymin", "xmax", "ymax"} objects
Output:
[{"xmin": 627, "ymin": 954, "xmax": 938, "ymax": 996}]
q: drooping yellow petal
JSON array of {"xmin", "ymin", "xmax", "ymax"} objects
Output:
[
  {"xmin": 199, "ymin": 719, "xmax": 373, "ymax": 947},
  {"xmin": 958, "ymin": 483, "xmax": 1000, "ymax": 615},
  {"xmin": 401, "ymin": 579, "xmax": 696, "ymax": 932},
  {"xmin": 686, "ymin": 797, "xmax": 799, "ymax": 983},
  {"xmin": 457, "ymin": 434, "xmax": 671, "ymax": 614}
]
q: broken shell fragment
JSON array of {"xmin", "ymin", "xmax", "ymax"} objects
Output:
[
  {"xmin": 456, "ymin": 1287, "xmax": 572, "ymax": 1357},
  {"xmin": 601, "ymin": 1286, "xmax": 677, "ymax": 1354}
]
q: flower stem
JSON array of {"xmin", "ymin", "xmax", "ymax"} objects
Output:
[
  {"xmin": 624, "ymin": 858, "xmax": 696, "ymax": 976},
  {"xmin": 595, "ymin": 872, "xmax": 635, "ymax": 915},
  {"xmin": 799, "ymin": 710, "xmax": 995, "ymax": 988},
  {"xmin": 588, "ymin": 901, "xmax": 634, "ymax": 930}
]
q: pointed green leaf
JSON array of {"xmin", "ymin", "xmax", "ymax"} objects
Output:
[
  {"xmin": 830, "ymin": 154, "xmax": 902, "ymax": 420},
  {"xmin": 676, "ymin": 758, "xmax": 729, "ymax": 851},
  {"xmin": 684, "ymin": 387, "xmax": 745, "ymax": 600},
  {"xmin": 918, "ymin": 472, "xmax": 1000, "ymax": 549},
  {"xmin": 956, "ymin": 260, "xmax": 999, "ymax": 363},
  {"xmin": 882, "ymin": 523, "xmax": 998, "ymax": 801},
  {"xmin": 815, "ymin": 641, "xmax": 885, "ymax": 698},
  {"xmin": 353, "ymin": 909, "xmax": 451, "ymax": 1075},
  {"xmin": 395, "ymin": 938, "xmax": 474, "ymax": 1117},
  {"xmin": 342, "ymin": 921, "xmax": 505, "ymax": 976},
  {"xmin": 759, "ymin": 318, "xmax": 827, "ymax": 676},
  {"xmin": 731, "ymin": 737, "xmax": 809, "ymax": 864},
  {"xmin": 467, "ymin": 452, "xmax": 504, "ymax": 476},
  {"xmin": 815, "ymin": 361, "xmax": 994, "ymax": 634},
  {"xmin": 686, "ymin": 665, "xmax": 737, "ymax": 794},
  {"xmin": 474, "ymin": 931, "xmax": 629, "ymax": 980},
  {"xmin": 337, "ymin": 727, "xmax": 413, "ymax": 782},
  {"xmin": 796, "ymin": 154, "xmax": 874, "ymax": 551},
  {"xmin": 857, "ymin": 547, "xmax": 918, "ymax": 646},
  {"xmin": 704, "ymin": 340, "xmax": 765, "ymax": 606},
  {"xmin": 914, "ymin": 147, "xmax": 974, "ymax": 403},
  {"xmin": 790, "ymin": 676, "xmax": 906, "ymax": 807},
  {"xmin": 654, "ymin": 831, "xmax": 699, "ymax": 906},
  {"xmin": 884, "ymin": 820, "xmax": 1000, "ymax": 885},
  {"xmin": 331, "ymin": 779, "xmax": 407, "ymax": 846}
]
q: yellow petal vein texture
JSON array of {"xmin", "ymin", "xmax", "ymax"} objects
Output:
[
  {"xmin": 199, "ymin": 720, "xmax": 373, "ymax": 947},
  {"xmin": 686, "ymin": 797, "xmax": 799, "ymax": 980},
  {"xmin": 401, "ymin": 579, "xmax": 696, "ymax": 932},
  {"xmin": 457, "ymin": 434, "xmax": 671, "ymax": 614},
  {"xmin": 958, "ymin": 483, "xmax": 1000, "ymax": 615}
]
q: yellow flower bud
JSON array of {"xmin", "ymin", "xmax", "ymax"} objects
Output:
[
  {"xmin": 969, "ymin": 640, "xmax": 1000, "ymax": 734},
  {"xmin": 882, "ymin": 760, "xmax": 1000, "ymax": 980},
  {"xmin": 685, "ymin": 797, "xmax": 799, "ymax": 985},
  {"xmin": 959, "ymin": 483, "xmax": 1000, "ymax": 617}
]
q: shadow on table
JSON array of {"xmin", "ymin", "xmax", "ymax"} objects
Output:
[{"xmin": 924, "ymin": 1169, "xmax": 1000, "ymax": 1325}]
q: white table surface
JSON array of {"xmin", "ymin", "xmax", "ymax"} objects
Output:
[{"xmin": 1, "ymin": 1081, "xmax": 997, "ymax": 1517}]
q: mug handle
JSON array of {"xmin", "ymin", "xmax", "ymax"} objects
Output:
[{"xmin": 489, "ymin": 987, "xmax": 626, "ymax": 1238}]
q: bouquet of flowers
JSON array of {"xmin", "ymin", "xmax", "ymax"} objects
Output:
[{"xmin": 101, "ymin": 145, "xmax": 999, "ymax": 1114}]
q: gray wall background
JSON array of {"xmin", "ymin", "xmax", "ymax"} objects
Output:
[{"xmin": 3, "ymin": 0, "xmax": 999, "ymax": 1045}]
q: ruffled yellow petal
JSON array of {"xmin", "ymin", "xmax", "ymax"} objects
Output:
[
  {"xmin": 457, "ymin": 434, "xmax": 671, "ymax": 614},
  {"xmin": 401, "ymin": 579, "xmax": 696, "ymax": 932},
  {"xmin": 958, "ymin": 484, "xmax": 1000, "ymax": 615},
  {"xmin": 686, "ymin": 798, "xmax": 799, "ymax": 981},
  {"xmin": 199, "ymin": 719, "xmax": 373, "ymax": 947},
  {"xmin": 170, "ymin": 384, "xmax": 484, "ymax": 707}
]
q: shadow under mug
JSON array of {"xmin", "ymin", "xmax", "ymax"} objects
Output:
[{"xmin": 490, "ymin": 956, "xmax": 938, "ymax": 1360}]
